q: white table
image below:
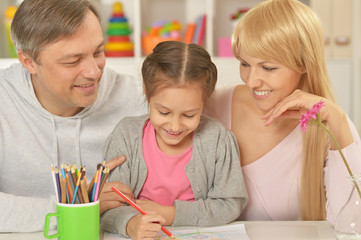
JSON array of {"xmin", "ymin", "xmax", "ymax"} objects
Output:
[{"xmin": 0, "ymin": 221, "xmax": 336, "ymax": 240}]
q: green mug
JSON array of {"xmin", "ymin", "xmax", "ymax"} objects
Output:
[{"xmin": 44, "ymin": 201, "xmax": 99, "ymax": 240}]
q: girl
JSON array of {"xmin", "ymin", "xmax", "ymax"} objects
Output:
[
  {"xmin": 205, "ymin": 0, "xmax": 361, "ymax": 223},
  {"xmin": 101, "ymin": 41, "xmax": 248, "ymax": 239}
]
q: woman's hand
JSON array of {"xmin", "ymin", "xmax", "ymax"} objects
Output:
[
  {"xmin": 262, "ymin": 89, "xmax": 353, "ymax": 149},
  {"xmin": 127, "ymin": 212, "xmax": 165, "ymax": 240},
  {"xmin": 99, "ymin": 156, "xmax": 135, "ymax": 215},
  {"xmin": 136, "ymin": 199, "xmax": 175, "ymax": 226}
]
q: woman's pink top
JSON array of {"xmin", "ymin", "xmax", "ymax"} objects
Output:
[
  {"xmin": 138, "ymin": 120, "xmax": 195, "ymax": 206},
  {"xmin": 204, "ymin": 85, "xmax": 361, "ymax": 224}
]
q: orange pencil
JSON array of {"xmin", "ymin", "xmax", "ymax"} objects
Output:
[{"xmin": 112, "ymin": 186, "xmax": 175, "ymax": 239}]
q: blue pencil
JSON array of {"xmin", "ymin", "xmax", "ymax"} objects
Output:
[
  {"xmin": 61, "ymin": 165, "xmax": 70, "ymax": 203},
  {"xmin": 71, "ymin": 168, "xmax": 83, "ymax": 204}
]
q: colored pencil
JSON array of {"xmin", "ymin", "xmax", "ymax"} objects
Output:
[
  {"xmin": 72, "ymin": 168, "xmax": 82, "ymax": 204},
  {"xmin": 87, "ymin": 173, "xmax": 96, "ymax": 196},
  {"xmin": 60, "ymin": 165, "xmax": 70, "ymax": 203},
  {"xmin": 59, "ymin": 173, "xmax": 67, "ymax": 203},
  {"xmin": 91, "ymin": 167, "xmax": 100, "ymax": 202},
  {"xmin": 65, "ymin": 166, "xmax": 74, "ymax": 202},
  {"xmin": 54, "ymin": 167, "xmax": 61, "ymax": 203},
  {"xmin": 99, "ymin": 167, "xmax": 110, "ymax": 198},
  {"xmin": 75, "ymin": 167, "xmax": 84, "ymax": 203},
  {"xmin": 80, "ymin": 169, "xmax": 89, "ymax": 203},
  {"xmin": 51, "ymin": 165, "xmax": 60, "ymax": 203},
  {"xmin": 112, "ymin": 186, "xmax": 175, "ymax": 239},
  {"xmin": 93, "ymin": 166, "xmax": 103, "ymax": 202},
  {"xmin": 71, "ymin": 167, "xmax": 82, "ymax": 203}
]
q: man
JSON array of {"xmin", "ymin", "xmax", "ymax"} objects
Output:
[{"xmin": 0, "ymin": 0, "xmax": 147, "ymax": 232}]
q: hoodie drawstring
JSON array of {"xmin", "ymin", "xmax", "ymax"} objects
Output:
[
  {"xmin": 50, "ymin": 117, "xmax": 82, "ymax": 168},
  {"xmin": 75, "ymin": 118, "xmax": 82, "ymax": 167},
  {"xmin": 50, "ymin": 116, "xmax": 59, "ymax": 167}
]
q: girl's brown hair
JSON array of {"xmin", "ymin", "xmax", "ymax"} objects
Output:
[{"xmin": 142, "ymin": 41, "xmax": 217, "ymax": 102}]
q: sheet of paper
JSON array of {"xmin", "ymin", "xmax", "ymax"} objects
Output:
[{"xmin": 103, "ymin": 223, "xmax": 250, "ymax": 240}]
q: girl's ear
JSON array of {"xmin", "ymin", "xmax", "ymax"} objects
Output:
[{"xmin": 17, "ymin": 50, "xmax": 38, "ymax": 74}]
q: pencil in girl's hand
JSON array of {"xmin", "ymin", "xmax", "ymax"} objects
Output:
[{"xmin": 111, "ymin": 186, "xmax": 175, "ymax": 239}]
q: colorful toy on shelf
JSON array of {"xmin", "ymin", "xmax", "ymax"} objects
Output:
[
  {"xmin": 142, "ymin": 20, "xmax": 182, "ymax": 55},
  {"xmin": 4, "ymin": 6, "xmax": 18, "ymax": 58},
  {"xmin": 230, "ymin": 8, "xmax": 249, "ymax": 28},
  {"xmin": 105, "ymin": 2, "xmax": 134, "ymax": 57}
]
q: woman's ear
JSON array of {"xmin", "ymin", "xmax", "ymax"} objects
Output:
[{"xmin": 17, "ymin": 50, "xmax": 38, "ymax": 74}]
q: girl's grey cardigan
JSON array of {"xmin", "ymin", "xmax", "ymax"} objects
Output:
[{"xmin": 101, "ymin": 114, "xmax": 248, "ymax": 237}]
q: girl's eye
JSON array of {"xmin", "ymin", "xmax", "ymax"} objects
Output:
[
  {"xmin": 241, "ymin": 62, "xmax": 249, "ymax": 67},
  {"xmin": 184, "ymin": 114, "xmax": 194, "ymax": 118},
  {"xmin": 159, "ymin": 111, "xmax": 169, "ymax": 116}
]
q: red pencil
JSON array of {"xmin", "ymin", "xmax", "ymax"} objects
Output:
[{"xmin": 111, "ymin": 186, "xmax": 175, "ymax": 239}]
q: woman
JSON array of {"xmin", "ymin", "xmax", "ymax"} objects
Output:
[{"xmin": 205, "ymin": 0, "xmax": 361, "ymax": 224}]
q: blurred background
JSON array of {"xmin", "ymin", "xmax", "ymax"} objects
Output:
[{"xmin": 0, "ymin": 0, "xmax": 360, "ymax": 132}]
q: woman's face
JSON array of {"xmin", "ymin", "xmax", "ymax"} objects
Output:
[{"xmin": 238, "ymin": 48, "xmax": 303, "ymax": 113}]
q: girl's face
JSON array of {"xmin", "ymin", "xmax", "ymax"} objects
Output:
[
  {"xmin": 149, "ymin": 84, "xmax": 204, "ymax": 155},
  {"xmin": 238, "ymin": 49, "xmax": 303, "ymax": 113}
]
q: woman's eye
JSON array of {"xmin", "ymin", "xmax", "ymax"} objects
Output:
[
  {"xmin": 184, "ymin": 114, "xmax": 194, "ymax": 118},
  {"xmin": 241, "ymin": 62, "xmax": 249, "ymax": 67},
  {"xmin": 263, "ymin": 66, "xmax": 276, "ymax": 71},
  {"xmin": 159, "ymin": 111, "xmax": 169, "ymax": 115}
]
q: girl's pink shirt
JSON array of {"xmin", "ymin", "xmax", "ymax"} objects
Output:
[{"xmin": 138, "ymin": 120, "xmax": 195, "ymax": 206}]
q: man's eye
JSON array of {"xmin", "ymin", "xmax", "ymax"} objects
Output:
[{"xmin": 65, "ymin": 60, "xmax": 80, "ymax": 65}]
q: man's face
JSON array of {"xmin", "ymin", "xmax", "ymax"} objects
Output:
[{"xmin": 30, "ymin": 11, "xmax": 105, "ymax": 117}]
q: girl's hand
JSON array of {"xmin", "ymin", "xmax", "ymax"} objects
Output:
[
  {"xmin": 136, "ymin": 200, "xmax": 175, "ymax": 226},
  {"xmin": 262, "ymin": 89, "xmax": 353, "ymax": 149},
  {"xmin": 127, "ymin": 212, "xmax": 165, "ymax": 240}
]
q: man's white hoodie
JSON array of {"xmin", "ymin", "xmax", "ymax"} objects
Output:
[{"xmin": 0, "ymin": 63, "xmax": 147, "ymax": 232}]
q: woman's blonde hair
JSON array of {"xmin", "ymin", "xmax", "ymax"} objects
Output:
[{"xmin": 232, "ymin": 0, "xmax": 335, "ymax": 220}]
